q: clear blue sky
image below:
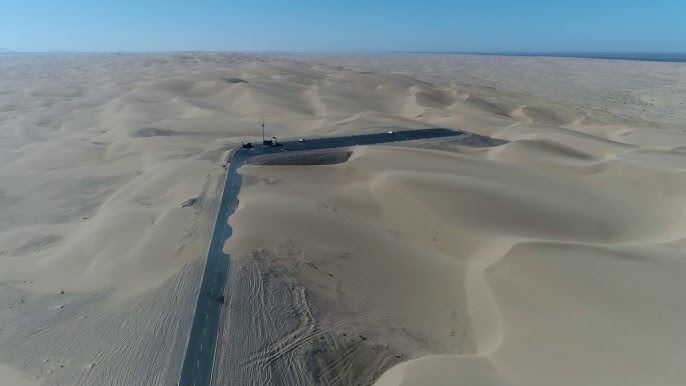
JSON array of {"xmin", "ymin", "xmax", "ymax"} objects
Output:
[{"xmin": 2, "ymin": 0, "xmax": 684, "ymax": 53}]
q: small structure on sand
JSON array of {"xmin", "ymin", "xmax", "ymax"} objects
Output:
[{"xmin": 260, "ymin": 121, "xmax": 279, "ymax": 146}]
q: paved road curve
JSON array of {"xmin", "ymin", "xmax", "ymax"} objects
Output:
[{"xmin": 178, "ymin": 128, "xmax": 462, "ymax": 385}]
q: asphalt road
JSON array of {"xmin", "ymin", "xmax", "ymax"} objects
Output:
[{"xmin": 178, "ymin": 128, "xmax": 462, "ymax": 386}]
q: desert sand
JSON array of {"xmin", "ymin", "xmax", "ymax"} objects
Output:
[{"xmin": 1, "ymin": 52, "xmax": 685, "ymax": 385}]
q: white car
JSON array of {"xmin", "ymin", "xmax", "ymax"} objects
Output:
[
  {"xmin": 387, "ymin": 130, "xmax": 394, "ymax": 134},
  {"xmin": 297, "ymin": 138, "xmax": 305, "ymax": 142}
]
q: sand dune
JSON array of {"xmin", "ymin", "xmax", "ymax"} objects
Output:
[
  {"xmin": 1, "ymin": 52, "xmax": 685, "ymax": 385},
  {"xmin": 230, "ymin": 141, "xmax": 686, "ymax": 385}
]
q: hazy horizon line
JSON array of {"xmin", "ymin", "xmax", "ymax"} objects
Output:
[{"xmin": 2, "ymin": 49, "xmax": 686, "ymax": 63}]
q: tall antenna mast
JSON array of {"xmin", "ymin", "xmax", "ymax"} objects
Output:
[{"xmin": 261, "ymin": 120, "xmax": 265, "ymax": 144}]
